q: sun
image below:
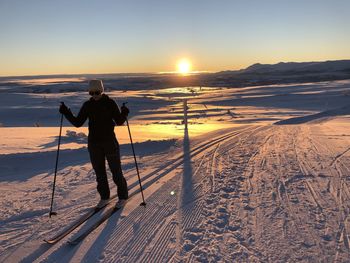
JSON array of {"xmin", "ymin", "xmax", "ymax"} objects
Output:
[{"xmin": 177, "ymin": 59, "xmax": 192, "ymax": 75}]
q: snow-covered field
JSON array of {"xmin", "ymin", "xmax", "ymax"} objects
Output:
[{"xmin": 1, "ymin": 77, "xmax": 350, "ymax": 262}]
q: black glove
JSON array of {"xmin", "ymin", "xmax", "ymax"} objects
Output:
[
  {"xmin": 59, "ymin": 103, "xmax": 70, "ymax": 115},
  {"xmin": 121, "ymin": 105, "xmax": 130, "ymax": 116}
]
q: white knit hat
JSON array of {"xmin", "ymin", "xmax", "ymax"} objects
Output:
[{"xmin": 88, "ymin": 79, "xmax": 104, "ymax": 93}]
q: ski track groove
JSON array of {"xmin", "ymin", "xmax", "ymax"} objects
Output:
[
  {"xmin": 179, "ymin": 125, "xmax": 271, "ymax": 261},
  {"xmin": 238, "ymin": 127, "xmax": 278, "ymax": 260},
  {"xmin": 105, "ymin": 176, "xmax": 179, "ymax": 262},
  {"xmin": 225, "ymin": 125, "xmax": 272, "ymax": 260},
  {"xmin": 290, "ymin": 127, "xmax": 329, "ymax": 258},
  {"xmin": 210, "ymin": 143, "xmax": 221, "ymax": 192},
  {"xmin": 293, "ymin": 125, "xmax": 350, "ymax": 261},
  {"xmin": 124, "ymin": 126, "xmax": 254, "ymax": 203},
  {"xmin": 274, "ymin": 127, "xmax": 312, "ymax": 257},
  {"xmin": 100, "ymin": 131, "xmax": 250, "ymax": 253},
  {"xmin": 179, "ymin": 155, "xmax": 207, "ymax": 232},
  {"xmin": 312, "ymin": 127, "xmax": 350, "ymax": 261},
  {"xmin": 173, "ymin": 128, "xmax": 252, "ymax": 261},
  {"xmin": 116, "ymin": 126, "xmax": 257, "ymax": 262},
  {"xmin": 238, "ymin": 125, "xmax": 330, "ymax": 260},
  {"xmin": 289, "ymin": 128, "xmax": 325, "ymax": 253},
  {"xmin": 149, "ymin": 126, "xmax": 264, "ymax": 262},
  {"xmin": 310, "ymin": 130, "xmax": 350, "ymax": 223},
  {"xmin": 140, "ymin": 221, "xmax": 176, "ymax": 263},
  {"xmin": 9, "ymin": 122, "xmax": 350, "ymax": 262},
  {"xmin": 181, "ymin": 199, "xmax": 204, "ymax": 231},
  {"xmin": 98, "ymin": 130, "xmax": 236, "ymax": 263},
  {"xmin": 302, "ymin": 129, "xmax": 336, "ymax": 207}
]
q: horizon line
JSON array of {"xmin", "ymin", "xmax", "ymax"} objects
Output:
[
  {"xmin": 0, "ymin": 70, "xmax": 214, "ymax": 79},
  {"xmin": 1, "ymin": 58, "xmax": 349, "ymax": 79}
]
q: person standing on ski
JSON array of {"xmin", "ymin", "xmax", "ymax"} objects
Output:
[{"xmin": 59, "ymin": 79, "xmax": 129, "ymax": 208}]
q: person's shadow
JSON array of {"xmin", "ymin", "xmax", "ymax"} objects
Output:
[
  {"xmin": 181, "ymin": 100, "xmax": 194, "ymax": 204},
  {"xmin": 176, "ymin": 100, "xmax": 195, "ymax": 259}
]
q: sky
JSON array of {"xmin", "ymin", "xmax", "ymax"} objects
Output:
[{"xmin": 0, "ymin": 0, "xmax": 349, "ymax": 76}]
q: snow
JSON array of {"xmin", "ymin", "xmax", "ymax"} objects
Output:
[{"xmin": 1, "ymin": 77, "xmax": 350, "ymax": 262}]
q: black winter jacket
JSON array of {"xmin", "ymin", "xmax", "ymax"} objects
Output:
[{"xmin": 64, "ymin": 94, "xmax": 127, "ymax": 142}]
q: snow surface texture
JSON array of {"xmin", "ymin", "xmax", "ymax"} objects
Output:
[{"xmin": 1, "ymin": 77, "xmax": 350, "ymax": 262}]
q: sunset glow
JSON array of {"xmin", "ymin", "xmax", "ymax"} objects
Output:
[{"xmin": 177, "ymin": 59, "xmax": 192, "ymax": 75}]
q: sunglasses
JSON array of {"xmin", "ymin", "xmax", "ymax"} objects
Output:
[{"xmin": 89, "ymin": 91, "xmax": 101, "ymax": 96}]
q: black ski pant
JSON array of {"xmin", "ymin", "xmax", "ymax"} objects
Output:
[{"xmin": 88, "ymin": 139, "xmax": 128, "ymax": 200}]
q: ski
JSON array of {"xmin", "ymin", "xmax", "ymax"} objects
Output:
[
  {"xmin": 44, "ymin": 197, "xmax": 116, "ymax": 244},
  {"xmin": 67, "ymin": 201, "xmax": 127, "ymax": 245}
]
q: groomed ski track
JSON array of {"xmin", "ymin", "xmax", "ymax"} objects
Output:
[{"xmin": 5, "ymin": 121, "xmax": 350, "ymax": 262}]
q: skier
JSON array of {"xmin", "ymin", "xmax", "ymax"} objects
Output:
[{"xmin": 59, "ymin": 79, "xmax": 129, "ymax": 208}]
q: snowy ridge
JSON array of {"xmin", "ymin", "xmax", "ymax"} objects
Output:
[{"xmin": 275, "ymin": 104, "xmax": 350, "ymax": 125}]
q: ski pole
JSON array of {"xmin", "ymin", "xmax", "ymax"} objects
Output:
[
  {"xmin": 49, "ymin": 103, "xmax": 64, "ymax": 217},
  {"xmin": 123, "ymin": 103, "xmax": 146, "ymax": 206}
]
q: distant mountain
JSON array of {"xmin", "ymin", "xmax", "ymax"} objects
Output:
[
  {"xmin": 206, "ymin": 59, "xmax": 350, "ymax": 88},
  {"xmin": 242, "ymin": 60, "xmax": 350, "ymax": 74}
]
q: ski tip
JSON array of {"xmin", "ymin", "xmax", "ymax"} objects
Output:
[{"xmin": 43, "ymin": 239, "xmax": 55, "ymax": 244}]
